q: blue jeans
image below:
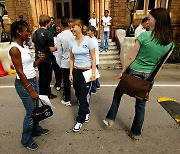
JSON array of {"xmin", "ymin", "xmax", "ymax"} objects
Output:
[
  {"xmin": 15, "ymin": 77, "xmax": 44, "ymax": 146},
  {"xmin": 106, "ymin": 68, "xmax": 152, "ymax": 136},
  {"xmin": 100, "ymin": 29, "xmax": 109, "ymax": 50}
]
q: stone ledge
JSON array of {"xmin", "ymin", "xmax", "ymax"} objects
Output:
[{"xmin": 162, "ymin": 64, "xmax": 180, "ymax": 69}]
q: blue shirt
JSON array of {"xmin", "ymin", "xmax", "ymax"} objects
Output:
[{"xmin": 69, "ymin": 36, "xmax": 95, "ymax": 67}]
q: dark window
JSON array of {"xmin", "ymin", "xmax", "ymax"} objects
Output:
[
  {"xmin": 56, "ymin": 3, "xmax": 62, "ymax": 19},
  {"xmin": 64, "ymin": 2, "xmax": 70, "ymax": 18},
  {"xmin": 136, "ymin": 0, "xmax": 144, "ymax": 10},
  {"xmin": 148, "ymin": 0, "xmax": 156, "ymax": 10}
]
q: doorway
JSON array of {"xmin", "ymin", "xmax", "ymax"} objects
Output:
[{"xmin": 72, "ymin": 0, "xmax": 90, "ymax": 26}]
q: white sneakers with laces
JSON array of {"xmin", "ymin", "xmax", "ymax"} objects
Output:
[
  {"xmin": 61, "ymin": 100, "xmax": 72, "ymax": 106},
  {"xmin": 73, "ymin": 122, "xmax": 83, "ymax": 132},
  {"xmin": 85, "ymin": 114, "xmax": 89, "ymax": 123}
]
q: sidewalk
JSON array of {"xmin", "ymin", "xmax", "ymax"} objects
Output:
[{"xmin": 0, "ymin": 66, "xmax": 180, "ymax": 154}]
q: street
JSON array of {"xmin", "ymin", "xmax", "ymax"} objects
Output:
[{"xmin": 0, "ymin": 65, "xmax": 180, "ymax": 154}]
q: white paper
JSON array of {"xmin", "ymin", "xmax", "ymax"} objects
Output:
[
  {"xmin": 39, "ymin": 95, "xmax": 55, "ymax": 108},
  {"xmin": 82, "ymin": 68, "xmax": 100, "ymax": 83}
]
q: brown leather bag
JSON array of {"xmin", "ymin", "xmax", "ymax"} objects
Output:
[
  {"xmin": 116, "ymin": 44, "xmax": 173, "ymax": 101},
  {"xmin": 117, "ymin": 73, "xmax": 152, "ymax": 101}
]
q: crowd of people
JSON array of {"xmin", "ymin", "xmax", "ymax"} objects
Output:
[{"xmin": 8, "ymin": 8, "xmax": 174, "ymax": 150}]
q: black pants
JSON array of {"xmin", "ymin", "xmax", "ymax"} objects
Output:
[
  {"xmin": 51, "ymin": 56, "xmax": 62, "ymax": 87},
  {"xmin": 73, "ymin": 69, "xmax": 92, "ymax": 123},
  {"xmin": 38, "ymin": 61, "xmax": 52, "ymax": 97},
  {"xmin": 62, "ymin": 68, "xmax": 71, "ymax": 102}
]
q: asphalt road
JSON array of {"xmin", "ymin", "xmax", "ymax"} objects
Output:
[{"xmin": 0, "ymin": 65, "xmax": 180, "ymax": 154}]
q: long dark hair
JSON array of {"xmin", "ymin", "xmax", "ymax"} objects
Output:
[
  {"xmin": 150, "ymin": 8, "xmax": 173, "ymax": 45},
  {"xmin": 10, "ymin": 20, "xmax": 29, "ymax": 42}
]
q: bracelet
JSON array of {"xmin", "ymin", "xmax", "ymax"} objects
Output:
[
  {"xmin": 92, "ymin": 74, "xmax": 96, "ymax": 77},
  {"xmin": 25, "ymin": 84, "xmax": 31, "ymax": 89}
]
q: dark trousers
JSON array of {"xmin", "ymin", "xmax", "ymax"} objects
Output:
[
  {"xmin": 38, "ymin": 61, "xmax": 52, "ymax": 97},
  {"xmin": 52, "ymin": 57, "xmax": 62, "ymax": 87},
  {"xmin": 62, "ymin": 68, "xmax": 71, "ymax": 102},
  {"xmin": 73, "ymin": 69, "xmax": 92, "ymax": 123}
]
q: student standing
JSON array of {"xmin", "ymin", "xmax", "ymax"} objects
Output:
[
  {"xmin": 100, "ymin": 10, "xmax": 112, "ymax": 52},
  {"xmin": 69, "ymin": 19, "xmax": 96, "ymax": 132},
  {"xmin": 134, "ymin": 17, "xmax": 149, "ymax": 38},
  {"xmin": 56, "ymin": 17, "xmax": 74, "ymax": 106},
  {"xmin": 87, "ymin": 25, "xmax": 100, "ymax": 94},
  {"xmin": 32, "ymin": 14, "xmax": 57, "ymax": 99},
  {"xmin": 9, "ymin": 20, "xmax": 48, "ymax": 150},
  {"xmin": 89, "ymin": 12, "xmax": 99, "ymax": 37}
]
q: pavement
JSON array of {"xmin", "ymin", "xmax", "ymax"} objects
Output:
[{"xmin": 0, "ymin": 64, "xmax": 180, "ymax": 154}]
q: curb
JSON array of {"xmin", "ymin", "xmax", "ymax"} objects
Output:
[{"xmin": 163, "ymin": 64, "xmax": 180, "ymax": 69}]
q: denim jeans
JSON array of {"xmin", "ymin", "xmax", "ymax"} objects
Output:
[
  {"xmin": 106, "ymin": 68, "xmax": 152, "ymax": 136},
  {"xmin": 15, "ymin": 77, "xmax": 44, "ymax": 146},
  {"xmin": 100, "ymin": 29, "xmax": 110, "ymax": 50}
]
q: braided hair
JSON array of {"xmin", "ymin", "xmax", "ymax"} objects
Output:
[{"xmin": 10, "ymin": 20, "xmax": 29, "ymax": 43}]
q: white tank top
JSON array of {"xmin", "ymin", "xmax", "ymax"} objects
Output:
[{"xmin": 8, "ymin": 42, "xmax": 36, "ymax": 79}]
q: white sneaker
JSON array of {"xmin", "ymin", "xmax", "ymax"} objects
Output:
[
  {"xmin": 73, "ymin": 122, "xmax": 83, "ymax": 132},
  {"xmin": 85, "ymin": 114, "xmax": 89, "ymax": 123},
  {"xmin": 61, "ymin": 100, "xmax": 72, "ymax": 106},
  {"xmin": 103, "ymin": 119, "xmax": 114, "ymax": 127}
]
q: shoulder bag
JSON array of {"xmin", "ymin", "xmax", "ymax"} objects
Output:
[{"xmin": 117, "ymin": 44, "xmax": 173, "ymax": 101}]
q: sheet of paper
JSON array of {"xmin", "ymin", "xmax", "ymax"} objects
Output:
[
  {"xmin": 82, "ymin": 68, "xmax": 100, "ymax": 83},
  {"xmin": 39, "ymin": 95, "xmax": 55, "ymax": 108}
]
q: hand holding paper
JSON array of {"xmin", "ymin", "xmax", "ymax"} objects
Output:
[{"xmin": 82, "ymin": 68, "xmax": 100, "ymax": 83}]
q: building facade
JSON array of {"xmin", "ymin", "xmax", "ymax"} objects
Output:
[{"xmin": 1, "ymin": 0, "xmax": 180, "ymax": 41}]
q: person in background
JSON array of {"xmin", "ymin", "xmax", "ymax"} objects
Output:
[
  {"xmin": 89, "ymin": 12, "xmax": 99, "ymax": 37},
  {"xmin": 56, "ymin": 17, "xmax": 74, "ymax": 106},
  {"xmin": 100, "ymin": 10, "xmax": 112, "ymax": 52},
  {"xmin": 69, "ymin": 19, "xmax": 96, "ymax": 132},
  {"xmin": 103, "ymin": 8, "xmax": 174, "ymax": 140},
  {"xmin": 32, "ymin": 14, "xmax": 57, "ymax": 99},
  {"xmin": 9, "ymin": 20, "xmax": 48, "ymax": 151},
  {"xmin": 87, "ymin": 25, "xmax": 100, "ymax": 94},
  {"xmin": 52, "ymin": 24, "xmax": 63, "ymax": 91},
  {"xmin": 48, "ymin": 17, "xmax": 56, "ymax": 36},
  {"xmin": 82, "ymin": 25, "xmax": 88, "ymax": 35},
  {"xmin": 134, "ymin": 17, "xmax": 149, "ymax": 38}
]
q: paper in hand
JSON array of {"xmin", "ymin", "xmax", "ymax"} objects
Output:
[
  {"xmin": 82, "ymin": 68, "xmax": 100, "ymax": 83},
  {"xmin": 39, "ymin": 95, "xmax": 55, "ymax": 108}
]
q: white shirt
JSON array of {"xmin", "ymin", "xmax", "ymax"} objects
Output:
[
  {"xmin": 8, "ymin": 42, "xmax": 36, "ymax": 79},
  {"xmin": 56, "ymin": 30, "xmax": 74, "ymax": 68},
  {"xmin": 102, "ymin": 16, "xmax": 112, "ymax": 32},
  {"xmin": 89, "ymin": 18, "xmax": 99, "ymax": 30},
  {"xmin": 53, "ymin": 36, "xmax": 61, "ymax": 67},
  {"xmin": 91, "ymin": 36, "xmax": 99, "ymax": 65},
  {"xmin": 134, "ymin": 24, "xmax": 146, "ymax": 38}
]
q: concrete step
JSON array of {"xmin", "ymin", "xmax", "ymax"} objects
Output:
[
  {"xmin": 99, "ymin": 54, "xmax": 120, "ymax": 60},
  {"xmin": 98, "ymin": 42, "xmax": 116, "ymax": 46},
  {"xmin": 99, "ymin": 49, "xmax": 119, "ymax": 55}
]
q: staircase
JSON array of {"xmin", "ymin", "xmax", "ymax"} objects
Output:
[{"xmin": 99, "ymin": 39, "xmax": 122, "ymax": 69}]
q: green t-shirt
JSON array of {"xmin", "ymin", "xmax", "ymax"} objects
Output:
[{"xmin": 130, "ymin": 31, "xmax": 173, "ymax": 72}]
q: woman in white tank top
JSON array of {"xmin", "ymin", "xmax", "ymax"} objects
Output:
[{"xmin": 9, "ymin": 20, "xmax": 48, "ymax": 151}]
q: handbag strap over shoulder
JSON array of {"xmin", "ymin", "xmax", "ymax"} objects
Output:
[{"xmin": 147, "ymin": 43, "xmax": 173, "ymax": 82}]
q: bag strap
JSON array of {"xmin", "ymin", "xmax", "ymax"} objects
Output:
[
  {"xmin": 35, "ymin": 98, "xmax": 45, "ymax": 108},
  {"xmin": 147, "ymin": 43, "xmax": 173, "ymax": 82}
]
